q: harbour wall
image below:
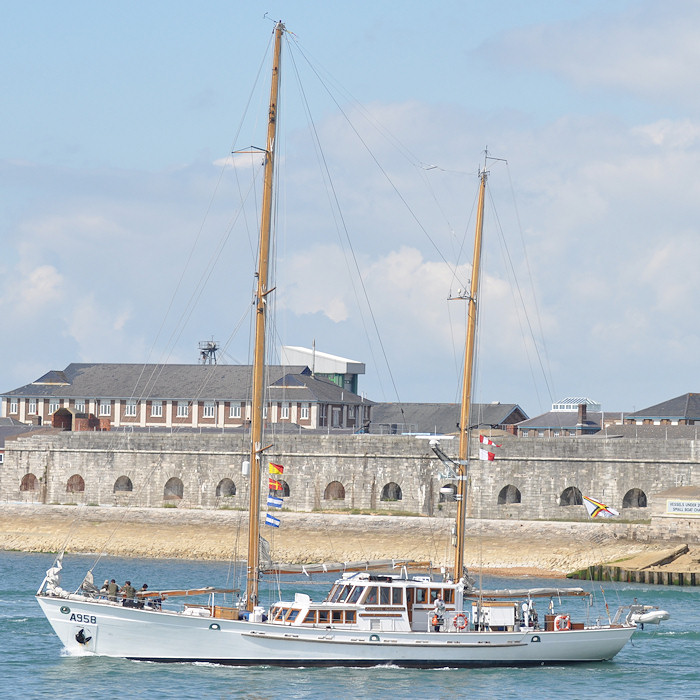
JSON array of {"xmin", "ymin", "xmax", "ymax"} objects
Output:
[{"xmin": 2, "ymin": 432, "xmax": 698, "ymax": 530}]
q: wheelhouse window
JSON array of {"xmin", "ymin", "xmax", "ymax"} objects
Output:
[
  {"xmin": 363, "ymin": 587, "xmax": 379, "ymax": 604},
  {"xmin": 347, "ymin": 587, "xmax": 363, "ymax": 604},
  {"xmin": 415, "ymin": 588, "xmax": 428, "ymax": 604},
  {"xmin": 303, "ymin": 610, "xmax": 316, "ymax": 623},
  {"xmin": 392, "ymin": 588, "xmax": 403, "ymax": 605},
  {"xmin": 286, "ymin": 609, "xmax": 300, "ymax": 622}
]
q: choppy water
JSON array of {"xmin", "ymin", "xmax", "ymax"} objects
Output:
[{"xmin": 2, "ymin": 550, "xmax": 698, "ymax": 699}]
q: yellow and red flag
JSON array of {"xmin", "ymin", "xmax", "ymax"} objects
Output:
[
  {"xmin": 269, "ymin": 462, "xmax": 284, "ymax": 474},
  {"xmin": 269, "ymin": 478, "xmax": 283, "ymax": 491}
]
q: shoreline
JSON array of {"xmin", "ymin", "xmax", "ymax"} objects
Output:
[{"xmin": 0, "ymin": 503, "xmax": 677, "ymax": 578}]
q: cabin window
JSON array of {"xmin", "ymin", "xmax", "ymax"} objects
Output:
[
  {"xmin": 443, "ymin": 589, "xmax": 454, "ymax": 604},
  {"xmin": 332, "ymin": 611, "xmax": 343, "ymax": 624},
  {"xmin": 345, "ymin": 610, "xmax": 356, "ymax": 623},
  {"xmin": 392, "ymin": 588, "xmax": 403, "ymax": 605},
  {"xmin": 286, "ymin": 609, "xmax": 300, "ymax": 622},
  {"xmin": 272, "ymin": 607, "xmax": 284, "ymax": 621},
  {"xmin": 330, "ymin": 585, "xmax": 348, "ymax": 603},
  {"xmin": 347, "ymin": 587, "xmax": 363, "ymax": 604},
  {"xmin": 303, "ymin": 611, "xmax": 316, "ymax": 623},
  {"xmin": 318, "ymin": 610, "xmax": 329, "ymax": 624},
  {"xmin": 325, "ymin": 585, "xmax": 338, "ymax": 602},
  {"xmin": 363, "ymin": 587, "xmax": 379, "ymax": 604},
  {"xmin": 379, "ymin": 587, "xmax": 391, "ymax": 605},
  {"xmin": 415, "ymin": 588, "xmax": 428, "ymax": 604}
]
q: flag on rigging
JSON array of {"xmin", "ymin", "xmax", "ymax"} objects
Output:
[
  {"xmin": 269, "ymin": 462, "xmax": 284, "ymax": 474},
  {"xmin": 582, "ymin": 495, "xmax": 619, "ymax": 518},
  {"xmin": 478, "ymin": 448, "xmax": 495, "ymax": 461},
  {"xmin": 267, "ymin": 495, "xmax": 283, "ymax": 508},
  {"xmin": 265, "ymin": 514, "xmax": 281, "ymax": 528},
  {"xmin": 479, "ymin": 435, "xmax": 502, "ymax": 447},
  {"xmin": 269, "ymin": 478, "xmax": 283, "ymax": 491}
]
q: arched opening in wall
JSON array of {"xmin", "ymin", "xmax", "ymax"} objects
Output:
[
  {"xmin": 380, "ymin": 482, "xmax": 402, "ymax": 502},
  {"xmin": 274, "ymin": 480, "xmax": 290, "ymax": 497},
  {"xmin": 20, "ymin": 473, "xmax": 38, "ymax": 491},
  {"xmin": 438, "ymin": 483, "xmax": 457, "ymax": 502},
  {"xmin": 113, "ymin": 476, "xmax": 133, "ymax": 493},
  {"xmin": 498, "ymin": 484, "xmax": 521, "ymax": 505},
  {"xmin": 216, "ymin": 478, "xmax": 236, "ymax": 497},
  {"xmin": 66, "ymin": 474, "xmax": 85, "ymax": 493},
  {"xmin": 559, "ymin": 486, "xmax": 583, "ymax": 506},
  {"xmin": 324, "ymin": 481, "xmax": 345, "ymax": 500},
  {"xmin": 164, "ymin": 477, "xmax": 184, "ymax": 500},
  {"xmin": 622, "ymin": 488, "xmax": 647, "ymax": 508}
]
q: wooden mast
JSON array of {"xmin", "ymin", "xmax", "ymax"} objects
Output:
[
  {"xmin": 246, "ymin": 20, "xmax": 284, "ymax": 612},
  {"xmin": 454, "ymin": 165, "xmax": 488, "ymax": 582}
]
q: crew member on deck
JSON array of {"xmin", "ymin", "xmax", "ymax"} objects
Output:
[
  {"xmin": 433, "ymin": 593, "xmax": 446, "ymax": 632},
  {"xmin": 121, "ymin": 580, "xmax": 136, "ymax": 602}
]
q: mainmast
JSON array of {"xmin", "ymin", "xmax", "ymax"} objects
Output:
[
  {"xmin": 453, "ymin": 165, "xmax": 488, "ymax": 582},
  {"xmin": 246, "ymin": 20, "xmax": 284, "ymax": 612}
]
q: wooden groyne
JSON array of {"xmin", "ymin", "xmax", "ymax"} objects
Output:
[{"xmin": 567, "ymin": 544, "xmax": 700, "ymax": 585}]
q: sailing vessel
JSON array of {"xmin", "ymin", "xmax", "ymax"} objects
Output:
[{"xmin": 36, "ymin": 21, "xmax": 653, "ymax": 666}]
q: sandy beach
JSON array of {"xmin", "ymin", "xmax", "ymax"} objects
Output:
[{"xmin": 0, "ymin": 503, "xmax": 676, "ymax": 577}]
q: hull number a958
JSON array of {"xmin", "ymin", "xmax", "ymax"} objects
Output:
[{"xmin": 70, "ymin": 613, "xmax": 97, "ymax": 624}]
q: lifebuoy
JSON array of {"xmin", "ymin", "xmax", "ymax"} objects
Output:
[
  {"xmin": 554, "ymin": 614, "xmax": 571, "ymax": 631},
  {"xmin": 453, "ymin": 613, "xmax": 468, "ymax": 630}
]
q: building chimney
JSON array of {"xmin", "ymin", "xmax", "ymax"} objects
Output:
[{"xmin": 577, "ymin": 403, "xmax": 587, "ymax": 425}]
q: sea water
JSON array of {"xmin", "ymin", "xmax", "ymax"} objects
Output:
[{"xmin": 1, "ymin": 550, "xmax": 698, "ymax": 699}]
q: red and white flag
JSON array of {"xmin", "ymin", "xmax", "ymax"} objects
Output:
[
  {"xmin": 479, "ymin": 435, "xmax": 501, "ymax": 447},
  {"xmin": 479, "ymin": 448, "xmax": 495, "ymax": 461}
]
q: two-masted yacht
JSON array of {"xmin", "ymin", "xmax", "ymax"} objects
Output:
[{"xmin": 36, "ymin": 21, "xmax": 650, "ymax": 667}]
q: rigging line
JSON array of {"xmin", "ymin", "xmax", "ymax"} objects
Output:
[
  {"xmin": 486, "ymin": 185, "xmax": 554, "ymax": 409},
  {"xmin": 285, "ymin": 40, "xmax": 393, "ymax": 402},
  {"xmin": 288, "ymin": 37, "xmax": 468, "ymax": 288},
  {"xmin": 504, "ymin": 162, "xmax": 557, "ymax": 404}
]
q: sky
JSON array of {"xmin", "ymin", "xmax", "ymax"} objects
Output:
[{"xmin": 2, "ymin": 0, "xmax": 700, "ymax": 418}]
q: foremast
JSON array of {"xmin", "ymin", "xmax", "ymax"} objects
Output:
[
  {"xmin": 246, "ymin": 20, "xmax": 284, "ymax": 612},
  {"xmin": 453, "ymin": 166, "xmax": 488, "ymax": 582}
]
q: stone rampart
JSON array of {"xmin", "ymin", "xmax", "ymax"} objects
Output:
[{"xmin": 2, "ymin": 432, "xmax": 698, "ymax": 523}]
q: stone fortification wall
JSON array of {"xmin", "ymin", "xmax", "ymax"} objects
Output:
[{"xmin": 2, "ymin": 432, "xmax": 698, "ymax": 522}]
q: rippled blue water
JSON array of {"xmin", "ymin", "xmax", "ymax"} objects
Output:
[{"xmin": 2, "ymin": 551, "xmax": 698, "ymax": 699}]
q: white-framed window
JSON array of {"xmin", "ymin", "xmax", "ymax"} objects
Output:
[
  {"xmin": 124, "ymin": 401, "xmax": 137, "ymax": 417},
  {"xmin": 151, "ymin": 401, "xmax": 163, "ymax": 417},
  {"xmin": 203, "ymin": 401, "xmax": 215, "ymax": 418},
  {"xmin": 521, "ymin": 429, "xmax": 529, "ymax": 437},
  {"xmin": 229, "ymin": 403, "xmax": 242, "ymax": 419},
  {"xmin": 280, "ymin": 402, "xmax": 289, "ymax": 419},
  {"xmin": 48, "ymin": 399, "xmax": 60, "ymax": 414},
  {"xmin": 28, "ymin": 399, "xmax": 37, "ymax": 415},
  {"xmin": 99, "ymin": 400, "xmax": 111, "ymax": 416},
  {"xmin": 75, "ymin": 400, "xmax": 86, "ymax": 413},
  {"xmin": 263, "ymin": 405, "xmax": 268, "ymax": 419},
  {"xmin": 300, "ymin": 403, "xmax": 309, "ymax": 420},
  {"xmin": 9, "ymin": 399, "xmax": 18, "ymax": 414},
  {"xmin": 177, "ymin": 402, "xmax": 189, "ymax": 418}
]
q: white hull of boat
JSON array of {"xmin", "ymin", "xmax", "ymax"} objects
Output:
[{"xmin": 37, "ymin": 595, "xmax": 635, "ymax": 667}]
